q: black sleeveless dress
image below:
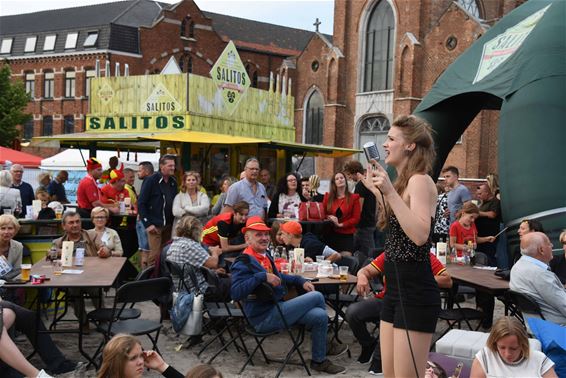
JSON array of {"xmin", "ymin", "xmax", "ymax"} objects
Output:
[{"xmin": 381, "ymin": 214, "xmax": 441, "ymax": 333}]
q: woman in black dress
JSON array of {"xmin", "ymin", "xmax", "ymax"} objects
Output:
[{"xmin": 362, "ymin": 115, "xmax": 439, "ymax": 378}]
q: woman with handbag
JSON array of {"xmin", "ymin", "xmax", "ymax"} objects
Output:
[
  {"xmin": 323, "ymin": 171, "xmax": 361, "ymax": 253},
  {"xmin": 267, "ymin": 173, "xmax": 306, "ymax": 219}
]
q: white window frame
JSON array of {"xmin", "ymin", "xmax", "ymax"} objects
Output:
[
  {"xmin": 44, "ymin": 72, "xmax": 55, "ymax": 99},
  {"xmin": 65, "ymin": 71, "xmax": 76, "ymax": 98},
  {"xmin": 25, "ymin": 73, "xmax": 35, "ymax": 97},
  {"xmin": 0, "ymin": 38, "xmax": 13, "ymax": 54},
  {"xmin": 83, "ymin": 32, "xmax": 98, "ymax": 47},
  {"xmin": 43, "ymin": 35, "xmax": 56, "ymax": 51},
  {"xmin": 24, "ymin": 36, "xmax": 37, "ymax": 53},
  {"xmin": 85, "ymin": 69, "xmax": 96, "ymax": 97},
  {"xmin": 65, "ymin": 32, "xmax": 78, "ymax": 49}
]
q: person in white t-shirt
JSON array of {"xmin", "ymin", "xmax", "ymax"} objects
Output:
[{"xmin": 471, "ymin": 317, "xmax": 556, "ymax": 378}]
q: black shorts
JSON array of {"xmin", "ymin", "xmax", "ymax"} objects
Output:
[{"xmin": 380, "ymin": 260, "xmax": 440, "ymax": 333}]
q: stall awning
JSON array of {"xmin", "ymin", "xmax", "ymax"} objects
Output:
[
  {"xmin": 34, "ymin": 131, "xmax": 361, "ymax": 157},
  {"xmin": 0, "ymin": 146, "xmax": 43, "ymax": 167},
  {"xmin": 265, "ymin": 141, "xmax": 361, "ymax": 158},
  {"xmin": 141, "ymin": 131, "xmax": 269, "ymax": 144},
  {"xmin": 32, "ymin": 132, "xmax": 159, "ymax": 151}
]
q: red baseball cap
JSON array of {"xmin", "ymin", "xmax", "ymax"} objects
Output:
[
  {"xmin": 280, "ymin": 221, "xmax": 302, "ymax": 235},
  {"xmin": 242, "ymin": 216, "xmax": 271, "ymax": 233}
]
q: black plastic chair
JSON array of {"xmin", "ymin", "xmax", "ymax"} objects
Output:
[
  {"xmin": 504, "ymin": 290, "xmax": 546, "ymax": 325},
  {"xmin": 86, "ymin": 266, "xmax": 156, "ymax": 324},
  {"xmin": 237, "ymin": 284, "xmax": 311, "ymax": 378},
  {"xmin": 437, "ymin": 286, "xmax": 485, "ymax": 339},
  {"xmin": 89, "ymin": 277, "xmax": 172, "ymax": 364},
  {"xmin": 165, "ymin": 260, "xmax": 247, "ymax": 360}
]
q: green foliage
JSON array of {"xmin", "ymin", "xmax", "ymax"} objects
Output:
[{"xmin": 0, "ymin": 64, "xmax": 32, "ymax": 147}]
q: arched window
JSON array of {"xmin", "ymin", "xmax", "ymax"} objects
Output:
[
  {"xmin": 179, "ymin": 54, "xmax": 193, "ymax": 73},
  {"xmin": 304, "ymin": 90, "xmax": 324, "ymax": 145},
  {"xmin": 358, "ymin": 115, "xmax": 390, "ymax": 164},
  {"xmin": 245, "ymin": 64, "xmax": 258, "ymax": 88},
  {"xmin": 42, "ymin": 116, "xmax": 53, "ymax": 136},
  {"xmin": 64, "ymin": 115, "xmax": 74, "ymax": 134},
  {"xmin": 181, "ymin": 16, "xmax": 195, "ymax": 38},
  {"xmin": 363, "ymin": 0, "xmax": 395, "ymax": 92},
  {"xmin": 458, "ymin": 0, "xmax": 481, "ymax": 19}
]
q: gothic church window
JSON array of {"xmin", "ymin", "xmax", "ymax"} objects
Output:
[
  {"xmin": 363, "ymin": 0, "xmax": 395, "ymax": 92},
  {"xmin": 181, "ymin": 16, "xmax": 195, "ymax": 38},
  {"xmin": 358, "ymin": 115, "xmax": 390, "ymax": 164},
  {"xmin": 304, "ymin": 90, "xmax": 324, "ymax": 145},
  {"xmin": 458, "ymin": 0, "xmax": 481, "ymax": 19}
]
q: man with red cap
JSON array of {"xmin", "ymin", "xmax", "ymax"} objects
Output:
[
  {"xmin": 77, "ymin": 158, "xmax": 118, "ymax": 218},
  {"xmin": 231, "ymin": 216, "xmax": 347, "ymax": 374},
  {"xmin": 100, "ymin": 167, "xmax": 129, "ymax": 205}
]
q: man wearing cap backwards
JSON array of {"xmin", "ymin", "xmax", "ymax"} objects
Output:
[
  {"xmin": 279, "ymin": 221, "xmax": 359, "ymax": 273},
  {"xmin": 77, "ymin": 158, "xmax": 118, "ymax": 218},
  {"xmin": 231, "ymin": 216, "xmax": 348, "ymax": 374}
]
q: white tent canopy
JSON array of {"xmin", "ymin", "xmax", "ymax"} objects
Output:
[{"xmin": 40, "ymin": 149, "xmax": 160, "ymax": 171}]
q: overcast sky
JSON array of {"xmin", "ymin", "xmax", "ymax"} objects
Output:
[{"xmin": 0, "ymin": 0, "xmax": 335, "ymax": 34}]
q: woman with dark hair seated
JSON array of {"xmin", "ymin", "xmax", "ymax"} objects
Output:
[
  {"xmin": 268, "ymin": 172, "xmax": 305, "ymax": 219},
  {"xmin": 470, "ymin": 317, "xmax": 557, "ymax": 378}
]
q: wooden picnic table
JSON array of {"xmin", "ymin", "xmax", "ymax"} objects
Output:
[
  {"xmin": 446, "ymin": 264, "xmax": 509, "ymax": 296},
  {"xmin": 4, "ymin": 256, "xmax": 126, "ymax": 365}
]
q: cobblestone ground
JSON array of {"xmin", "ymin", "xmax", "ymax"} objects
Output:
[{"xmin": 17, "ymin": 292, "xmax": 505, "ymax": 377}]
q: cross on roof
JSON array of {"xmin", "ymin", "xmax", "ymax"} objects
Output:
[{"xmin": 313, "ymin": 18, "xmax": 321, "ymax": 32}]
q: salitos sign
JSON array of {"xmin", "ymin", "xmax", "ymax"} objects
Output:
[{"xmin": 210, "ymin": 41, "xmax": 250, "ymax": 115}]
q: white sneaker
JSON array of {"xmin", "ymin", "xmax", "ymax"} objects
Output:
[{"xmin": 37, "ymin": 369, "xmax": 54, "ymax": 378}]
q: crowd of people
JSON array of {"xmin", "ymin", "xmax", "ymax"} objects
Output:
[{"xmin": 0, "ymin": 113, "xmax": 565, "ymax": 377}]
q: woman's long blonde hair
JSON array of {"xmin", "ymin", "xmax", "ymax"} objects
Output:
[
  {"xmin": 377, "ymin": 115, "xmax": 436, "ymax": 229},
  {"xmin": 97, "ymin": 334, "xmax": 141, "ymax": 378}
]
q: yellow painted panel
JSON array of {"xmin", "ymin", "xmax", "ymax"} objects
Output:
[{"xmin": 90, "ymin": 74, "xmax": 187, "ymax": 116}]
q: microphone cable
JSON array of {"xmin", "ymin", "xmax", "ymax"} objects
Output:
[{"xmin": 378, "ymin": 189, "xmax": 419, "ymax": 377}]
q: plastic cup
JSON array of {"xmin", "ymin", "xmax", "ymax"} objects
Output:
[
  {"xmin": 53, "ymin": 260, "xmax": 63, "ymax": 275},
  {"xmin": 339, "ymin": 266, "xmax": 348, "ymax": 282},
  {"xmin": 21, "ymin": 264, "xmax": 32, "ymax": 281},
  {"xmin": 316, "ymin": 255, "xmax": 324, "ymax": 264},
  {"xmin": 55, "ymin": 208, "xmax": 63, "ymax": 219}
]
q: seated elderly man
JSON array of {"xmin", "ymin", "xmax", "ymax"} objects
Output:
[
  {"xmin": 231, "ymin": 216, "xmax": 347, "ymax": 374},
  {"xmin": 52, "ymin": 211, "xmax": 108, "ymax": 257},
  {"xmin": 166, "ymin": 214, "xmax": 230, "ymax": 302},
  {"xmin": 279, "ymin": 220, "xmax": 359, "ymax": 273},
  {"xmin": 510, "ymin": 232, "xmax": 566, "ymax": 325}
]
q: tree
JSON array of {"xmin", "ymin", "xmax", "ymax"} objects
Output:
[{"xmin": 0, "ymin": 64, "xmax": 31, "ymax": 147}]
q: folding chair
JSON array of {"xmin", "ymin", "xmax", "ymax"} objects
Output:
[
  {"xmin": 504, "ymin": 290, "xmax": 546, "ymax": 326},
  {"xmin": 165, "ymin": 260, "xmax": 247, "ymax": 360},
  {"xmin": 437, "ymin": 286, "xmax": 484, "ymax": 339},
  {"xmin": 86, "ymin": 266, "xmax": 156, "ymax": 325},
  {"xmin": 237, "ymin": 284, "xmax": 311, "ymax": 378},
  {"xmin": 89, "ymin": 277, "xmax": 171, "ymax": 365}
]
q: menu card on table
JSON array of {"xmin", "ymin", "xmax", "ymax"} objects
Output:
[{"xmin": 62, "ymin": 241, "xmax": 74, "ymax": 267}]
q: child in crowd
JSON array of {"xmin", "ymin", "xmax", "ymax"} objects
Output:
[{"xmin": 449, "ymin": 202, "xmax": 495, "ymax": 258}]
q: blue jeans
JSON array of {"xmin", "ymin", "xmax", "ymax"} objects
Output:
[
  {"xmin": 136, "ymin": 219, "xmax": 149, "ymax": 251},
  {"xmin": 255, "ymin": 291, "xmax": 328, "ymax": 363}
]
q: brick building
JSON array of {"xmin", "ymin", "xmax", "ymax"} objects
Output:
[
  {"xmin": 0, "ymin": 0, "xmax": 315, "ymax": 155},
  {"xmin": 0, "ymin": 0, "xmax": 522, "ymax": 179},
  {"xmin": 293, "ymin": 0, "xmax": 523, "ymax": 179}
]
